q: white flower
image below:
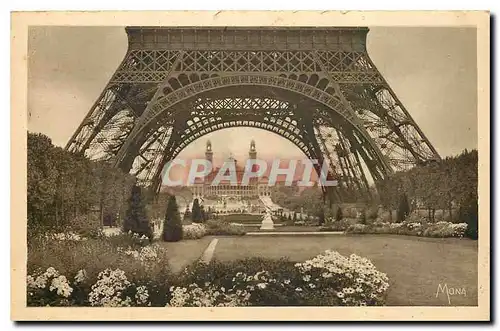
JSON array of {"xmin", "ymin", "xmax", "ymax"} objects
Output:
[
  {"xmin": 182, "ymin": 223, "xmax": 208, "ymax": 239},
  {"xmin": 337, "ymin": 292, "xmax": 345, "ymax": 298},
  {"xmin": 44, "ymin": 267, "xmax": 59, "ymax": 278},
  {"xmin": 257, "ymin": 283, "xmax": 267, "ymax": 289},
  {"xmin": 49, "ymin": 275, "xmax": 73, "ymax": 297},
  {"xmin": 121, "ymin": 244, "xmax": 165, "ymax": 266},
  {"xmin": 308, "ymin": 283, "xmax": 316, "ymax": 289},
  {"xmin": 168, "ymin": 283, "xmax": 249, "ymax": 307},
  {"xmin": 135, "ymin": 286, "xmax": 150, "ymax": 306},
  {"xmin": 51, "ymin": 232, "xmax": 83, "ymax": 241},
  {"xmin": 343, "ymin": 287, "xmax": 355, "ymax": 294},
  {"xmin": 74, "ymin": 269, "xmax": 86, "ymax": 284},
  {"xmin": 88, "ymin": 269, "xmax": 132, "ymax": 307},
  {"xmin": 34, "ymin": 275, "xmax": 48, "ymax": 289},
  {"xmin": 295, "ymin": 287, "xmax": 303, "ymax": 292},
  {"xmin": 26, "ymin": 275, "xmax": 36, "ymax": 288},
  {"xmin": 284, "ymin": 279, "xmax": 291, "ymax": 285}
]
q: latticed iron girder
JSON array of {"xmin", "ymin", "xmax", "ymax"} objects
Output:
[
  {"xmin": 112, "ymin": 49, "xmax": 383, "ymax": 84},
  {"xmin": 132, "ymin": 97, "xmax": 329, "ymax": 189},
  {"xmin": 65, "ymin": 82, "xmax": 157, "ymax": 160},
  {"xmin": 65, "ymin": 27, "xmax": 441, "ymax": 199}
]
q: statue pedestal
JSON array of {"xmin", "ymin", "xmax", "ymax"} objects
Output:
[{"xmin": 260, "ymin": 213, "xmax": 274, "ymax": 230}]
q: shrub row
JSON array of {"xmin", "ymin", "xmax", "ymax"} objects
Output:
[
  {"xmin": 27, "ymin": 249, "xmax": 389, "ymax": 307},
  {"xmin": 182, "ymin": 220, "xmax": 247, "ymax": 239},
  {"xmin": 343, "ymin": 221, "xmax": 468, "ymax": 238}
]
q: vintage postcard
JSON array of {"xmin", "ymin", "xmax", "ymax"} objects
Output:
[{"xmin": 11, "ymin": 11, "xmax": 490, "ymax": 321}]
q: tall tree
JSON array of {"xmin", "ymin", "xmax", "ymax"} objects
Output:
[
  {"xmin": 317, "ymin": 207, "xmax": 325, "ymax": 225},
  {"xmin": 183, "ymin": 207, "xmax": 191, "ymax": 221},
  {"xmin": 462, "ymin": 193, "xmax": 478, "ymax": 240},
  {"xmin": 396, "ymin": 192, "xmax": 410, "ymax": 223},
  {"xmin": 123, "ymin": 185, "xmax": 152, "ymax": 239},
  {"xmin": 162, "ymin": 195, "xmax": 183, "ymax": 242},
  {"xmin": 191, "ymin": 198, "xmax": 202, "ymax": 223},
  {"xmin": 200, "ymin": 205, "xmax": 207, "ymax": 222},
  {"xmin": 27, "ymin": 133, "xmax": 58, "ymax": 228},
  {"xmin": 335, "ymin": 206, "xmax": 343, "ymax": 222}
]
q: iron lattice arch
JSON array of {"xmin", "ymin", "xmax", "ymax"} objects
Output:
[{"xmin": 66, "ymin": 27, "xmax": 440, "ymax": 202}]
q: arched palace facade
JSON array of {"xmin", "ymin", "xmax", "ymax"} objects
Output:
[{"xmin": 189, "ymin": 140, "xmax": 273, "ymax": 199}]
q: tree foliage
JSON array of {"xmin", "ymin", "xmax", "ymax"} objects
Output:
[
  {"xmin": 146, "ymin": 191, "xmax": 172, "ymax": 222},
  {"xmin": 191, "ymin": 198, "xmax": 202, "ymax": 223},
  {"xmin": 270, "ymin": 186, "xmax": 323, "ymax": 216},
  {"xmin": 162, "ymin": 195, "xmax": 183, "ymax": 242},
  {"xmin": 27, "ymin": 133, "xmax": 136, "ymax": 232},
  {"xmin": 461, "ymin": 193, "xmax": 478, "ymax": 240},
  {"xmin": 123, "ymin": 185, "xmax": 152, "ymax": 239},
  {"xmin": 396, "ymin": 193, "xmax": 410, "ymax": 223},
  {"xmin": 335, "ymin": 206, "xmax": 343, "ymax": 222},
  {"xmin": 376, "ymin": 149, "xmax": 478, "ymax": 222}
]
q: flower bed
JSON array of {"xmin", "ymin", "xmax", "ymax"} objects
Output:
[
  {"xmin": 345, "ymin": 221, "xmax": 467, "ymax": 238},
  {"xmin": 319, "ymin": 220, "xmax": 350, "ymax": 232},
  {"xmin": 423, "ymin": 221, "xmax": 468, "ymax": 238},
  {"xmin": 181, "ymin": 221, "xmax": 246, "ymax": 240},
  {"xmin": 182, "ymin": 223, "xmax": 207, "ymax": 239},
  {"xmin": 27, "ymin": 233, "xmax": 171, "ymax": 304},
  {"xmin": 47, "ymin": 232, "xmax": 88, "ymax": 241},
  {"xmin": 205, "ymin": 220, "xmax": 246, "ymax": 236},
  {"xmin": 27, "ymin": 250, "xmax": 389, "ymax": 307}
]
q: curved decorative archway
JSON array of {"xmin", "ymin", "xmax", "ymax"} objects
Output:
[
  {"xmin": 115, "ymin": 74, "xmax": 391, "ymax": 176},
  {"xmin": 66, "ymin": 27, "xmax": 441, "ymax": 202}
]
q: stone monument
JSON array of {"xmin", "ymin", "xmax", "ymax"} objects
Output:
[{"xmin": 260, "ymin": 207, "xmax": 275, "ymax": 230}]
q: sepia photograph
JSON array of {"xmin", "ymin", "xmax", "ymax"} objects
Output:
[{"xmin": 11, "ymin": 11, "xmax": 489, "ymax": 321}]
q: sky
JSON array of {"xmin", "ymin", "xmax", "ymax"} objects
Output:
[{"xmin": 27, "ymin": 26, "xmax": 478, "ymax": 162}]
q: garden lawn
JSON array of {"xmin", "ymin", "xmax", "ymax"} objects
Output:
[
  {"xmin": 244, "ymin": 225, "xmax": 322, "ymax": 232},
  {"xmin": 159, "ymin": 236, "xmax": 214, "ymax": 273},
  {"xmin": 213, "ymin": 234, "xmax": 478, "ymax": 306}
]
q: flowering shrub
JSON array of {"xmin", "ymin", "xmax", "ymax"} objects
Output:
[
  {"xmin": 345, "ymin": 220, "xmax": 468, "ymax": 238},
  {"xmin": 47, "ymin": 232, "xmax": 87, "ymax": 242},
  {"xmin": 44, "ymin": 229, "xmax": 150, "ymax": 244},
  {"xmin": 168, "ymin": 283, "xmax": 249, "ymax": 307},
  {"xmin": 118, "ymin": 244, "xmax": 166, "ymax": 267},
  {"xmin": 319, "ymin": 220, "xmax": 349, "ymax": 232},
  {"xmin": 183, "ymin": 223, "xmax": 208, "ymax": 240},
  {"xmin": 178, "ymin": 252, "xmax": 389, "ymax": 306},
  {"xmin": 205, "ymin": 220, "xmax": 246, "ymax": 236},
  {"xmin": 27, "ymin": 234, "xmax": 172, "ymax": 305},
  {"xmin": 423, "ymin": 222, "xmax": 467, "ymax": 238},
  {"xmin": 406, "ymin": 222, "xmax": 422, "ymax": 230},
  {"xmin": 27, "ymin": 250, "xmax": 389, "ymax": 307},
  {"xmin": 175, "ymin": 221, "xmax": 246, "ymax": 239},
  {"xmin": 106, "ymin": 231, "xmax": 151, "ymax": 248},
  {"xmin": 88, "ymin": 269, "xmax": 134, "ymax": 307},
  {"xmin": 293, "ymin": 250, "xmax": 389, "ymax": 306},
  {"xmin": 27, "ymin": 267, "xmax": 74, "ymax": 306},
  {"xmin": 27, "ymin": 267, "xmax": 158, "ymax": 307},
  {"xmin": 102, "ymin": 227, "xmax": 122, "ymax": 237},
  {"xmin": 346, "ymin": 224, "xmax": 367, "ymax": 234}
]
